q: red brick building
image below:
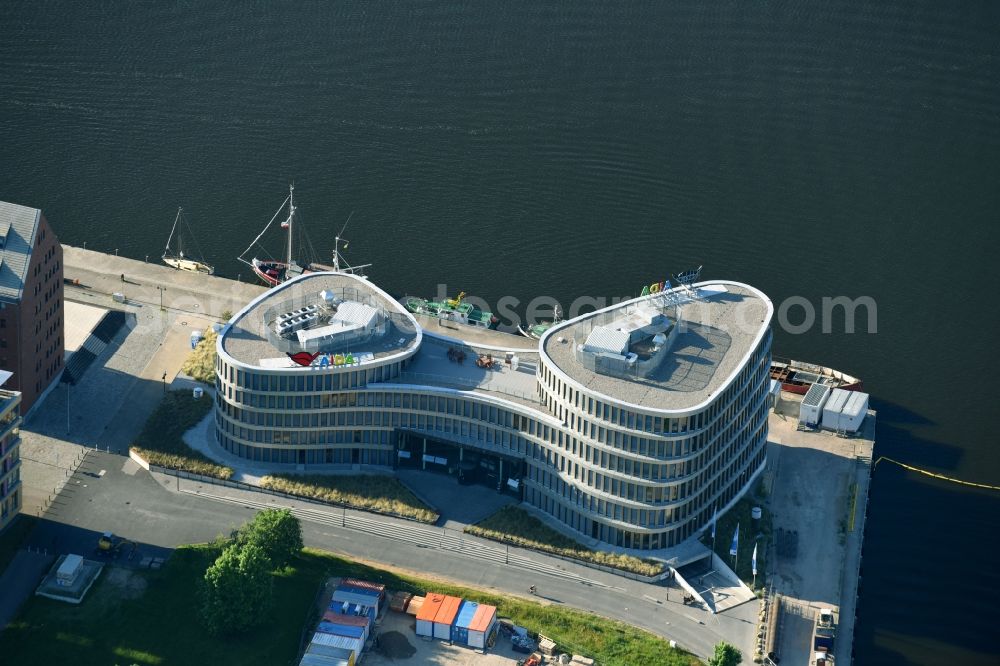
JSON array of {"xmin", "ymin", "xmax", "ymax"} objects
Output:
[{"xmin": 0, "ymin": 201, "xmax": 64, "ymax": 415}]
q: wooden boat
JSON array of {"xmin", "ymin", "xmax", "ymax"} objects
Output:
[
  {"xmin": 238, "ymin": 185, "xmax": 369, "ymax": 287},
  {"xmin": 770, "ymin": 358, "xmax": 862, "ymax": 395}
]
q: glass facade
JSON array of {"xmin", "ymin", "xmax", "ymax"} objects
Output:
[{"xmin": 216, "ymin": 280, "xmax": 773, "ymax": 550}]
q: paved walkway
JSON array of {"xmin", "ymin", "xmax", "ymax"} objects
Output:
[{"xmin": 62, "ymin": 244, "xmax": 266, "ymax": 320}]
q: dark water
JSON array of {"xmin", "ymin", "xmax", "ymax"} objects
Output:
[{"xmin": 3, "ymin": 2, "xmax": 999, "ymax": 663}]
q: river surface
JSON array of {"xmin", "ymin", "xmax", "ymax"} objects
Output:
[{"xmin": 2, "ymin": 3, "xmax": 999, "ymax": 664}]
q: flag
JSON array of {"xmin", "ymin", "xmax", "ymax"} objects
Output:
[
  {"xmin": 710, "ymin": 506, "xmax": 717, "ymax": 540},
  {"xmin": 729, "ymin": 523, "xmax": 739, "ymax": 558},
  {"xmin": 752, "ymin": 543, "xmax": 758, "ymax": 576}
]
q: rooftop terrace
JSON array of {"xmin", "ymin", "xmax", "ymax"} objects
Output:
[
  {"xmin": 542, "ymin": 282, "xmax": 772, "ymax": 412},
  {"xmin": 220, "ymin": 273, "xmax": 419, "ymax": 368}
]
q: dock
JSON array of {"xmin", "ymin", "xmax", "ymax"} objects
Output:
[
  {"xmin": 763, "ymin": 392, "xmax": 875, "ymax": 666},
  {"xmin": 62, "ymin": 245, "xmax": 267, "ymax": 320}
]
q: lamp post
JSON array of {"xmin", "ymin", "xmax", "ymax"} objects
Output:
[
  {"xmin": 162, "ymin": 371, "xmax": 167, "ymax": 394},
  {"xmin": 157, "ymin": 285, "xmax": 166, "ymax": 311}
]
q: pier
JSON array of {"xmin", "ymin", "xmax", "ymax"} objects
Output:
[
  {"xmin": 62, "ymin": 245, "xmax": 267, "ymax": 320},
  {"xmin": 764, "ymin": 393, "xmax": 875, "ymax": 665}
]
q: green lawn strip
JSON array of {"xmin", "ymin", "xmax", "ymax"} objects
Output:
[
  {"xmin": 260, "ymin": 474, "xmax": 438, "ymax": 524},
  {"xmin": 0, "ymin": 545, "xmax": 697, "ymax": 666},
  {"xmin": 465, "ymin": 506, "xmax": 664, "ymax": 577},
  {"xmin": 130, "ymin": 390, "xmax": 233, "ymax": 480},
  {"xmin": 701, "ymin": 485, "xmax": 772, "ymax": 591},
  {"xmin": 181, "ymin": 329, "xmax": 218, "ymax": 384},
  {"xmin": 0, "ymin": 514, "xmax": 39, "ymax": 572}
]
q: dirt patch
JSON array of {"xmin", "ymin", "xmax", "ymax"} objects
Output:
[
  {"xmin": 376, "ymin": 631, "xmax": 417, "ymax": 660},
  {"xmin": 103, "ymin": 566, "xmax": 148, "ymax": 600}
]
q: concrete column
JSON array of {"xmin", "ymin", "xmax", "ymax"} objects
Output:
[{"xmin": 422, "ymin": 437, "xmax": 427, "ymax": 470}]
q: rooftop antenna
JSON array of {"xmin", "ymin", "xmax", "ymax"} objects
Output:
[{"xmin": 655, "ymin": 265, "xmax": 705, "ymax": 311}]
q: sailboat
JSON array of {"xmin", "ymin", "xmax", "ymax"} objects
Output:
[
  {"xmin": 238, "ymin": 185, "xmax": 371, "ymax": 287},
  {"xmin": 162, "ymin": 207, "xmax": 214, "ymax": 274}
]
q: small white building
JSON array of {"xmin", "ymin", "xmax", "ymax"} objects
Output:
[
  {"xmin": 799, "ymin": 383, "xmax": 831, "ymax": 427},
  {"xmin": 822, "ymin": 389, "xmax": 851, "ymax": 430},
  {"xmin": 839, "ymin": 391, "xmax": 870, "ymax": 433}
]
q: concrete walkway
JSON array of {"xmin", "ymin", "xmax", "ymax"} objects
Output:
[{"xmin": 62, "ymin": 244, "xmax": 266, "ymax": 321}]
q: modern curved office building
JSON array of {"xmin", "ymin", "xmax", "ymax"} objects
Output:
[{"xmin": 215, "ymin": 273, "xmax": 773, "ymax": 551}]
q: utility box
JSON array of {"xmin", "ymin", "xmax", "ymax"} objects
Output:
[{"xmin": 112, "ymin": 292, "xmax": 125, "ymax": 303}]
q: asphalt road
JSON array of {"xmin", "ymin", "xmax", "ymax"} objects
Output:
[{"xmin": 22, "ymin": 449, "xmax": 757, "ymax": 661}]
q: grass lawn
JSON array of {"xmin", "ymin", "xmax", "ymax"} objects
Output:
[
  {"xmin": 701, "ymin": 482, "xmax": 772, "ymax": 591},
  {"xmin": 0, "ymin": 514, "xmax": 38, "ymax": 572},
  {"xmin": 260, "ymin": 474, "xmax": 438, "ymax": 524},
  {"xmin": 465, "ymin": 506, "xmax": 664, "ymax": 577},
  {"xmin": 181, "ymin": 329, "xmax": 217, "ymax": 384},
  {"xmin": 0, "ymin": 546, "xmax": 698, "ymax": 666},
  {"xmin": 130, "ymin": 390, "xmax": 233, "ymax": 480}
]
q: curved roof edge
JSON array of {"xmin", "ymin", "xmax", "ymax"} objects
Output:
[
  {"xmin": 216, "ymin": 271, "xmax": 423, "ymax": 371},
  {"xmin": 538, "ymin": 280, "xmax": 774, "ymax": 416}
]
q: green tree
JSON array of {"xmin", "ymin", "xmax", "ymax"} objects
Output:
[
  {"xmin": 708, "ymin": 641, "xmax": 742, "ymax": 666},
  {"xmin": 236, "ymin": 508, "xmax": 304, "ymax": 569},
  {"xmin": 201, "ymin": 544, "xmax": 273, "ymax": 635}
]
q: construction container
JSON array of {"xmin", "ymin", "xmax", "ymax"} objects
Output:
[
  {"xmin": 333, "ymin": 584, "xmax": 381, "ymax": 614},
  {"xmin": 328, "ymin": 599, "xmax": 376, "ymax": 624},
  {"xmin": 341, "ymin": 578, "xmax": 386, "ymax": 596},
  {"xmin": 466, "ymin": 603, "xmax": 498, "ymax": 649},
  {"xmin": 310, "ymin": 632, "xmax": 363, "ymax": 663},
  {"xmin": 56, "ymin": 554, "xmax": 84, "ymax": 587},
  {"xmin": 839, "ymin": 391, "xmax": 869, "ymax": 433},
  {"xmin": 821, "ymin": 389, "xmax": 850, "ymax": 430},
  {"xmin": 299, "ymin": 651, "xmax": 352, "ymax": 666},
  {"xmin": 452, "ymin": 600, "xmax": 478, "ymax": 645},
  {"xmin": 307, "ymin": 642, "xmax": 356, "ymax": 665},
  {"xmin": 432, "ymin": 595, "xmax": 463, "ymax": 640},
  {"xmin": 799, "ymin": 383, "xmax": 831, "ymax": 426},
  {"xmin": 415, "ymin": 593, "xmax": 444, "ymax": 637},
  {"xmin": 317, "ymin": 621, "xmax": 365, "ymax": 641},
  {"xmin": 321, "ymin": 611, "xmax": 370, "ymax": 643},
  {"xmin": 451, "ymin": 600, "xmax": 499, "ymax": 648}
]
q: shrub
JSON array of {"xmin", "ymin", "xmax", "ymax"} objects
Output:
[
  {"xmin": 466, "ymin": 506, "xmax": 664, "ymax": 577},
  {"xmin": 259, "ymin": 474, "xmax": 438, "ymax": 523}
]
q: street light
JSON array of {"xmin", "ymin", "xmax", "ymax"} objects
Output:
[
  {"xmin": 162, "ymin": 371, "xmax": 167, "ymax": 394},
  {"xmin": 157, "ymin": 285, "xmax": 166, "ymax": 311}
]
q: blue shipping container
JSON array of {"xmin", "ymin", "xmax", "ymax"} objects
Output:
[
  {"xmin": 452, "ymin": 600, "xmax": 479, "ymax": 644},
  {"xmin": 317, "ymin": 622, "xmax": 365, "ymax": 639}
]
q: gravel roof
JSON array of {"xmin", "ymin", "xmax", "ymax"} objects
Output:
[
  {"xmin": 542, "ymin": 282, "xmax": 771, "ymax": 412},
  {"xmin": 221, "ymin": 273, "xmax": 418, "ymax": 367}
]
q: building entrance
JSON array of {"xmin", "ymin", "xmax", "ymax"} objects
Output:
[{"xmin": 396, "ymin": 431, "xmax": 524, "ymax": 498}]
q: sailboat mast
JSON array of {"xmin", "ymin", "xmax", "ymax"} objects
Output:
[
  {"xmin": 286, "ymin": 184, "xmax": 295, "ymax": 266},
  {"xmin": 165, "ymin": 207, "xmax": 181, "ymax": 256}
]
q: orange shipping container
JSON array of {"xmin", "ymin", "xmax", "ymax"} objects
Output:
[
  {"xmin": 432, "ymin": 595, "xmax": 463, "ymax": 640},
  {"xmin": 415, "ymin": 593, "xmax": 445, "ymax": 637}
]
